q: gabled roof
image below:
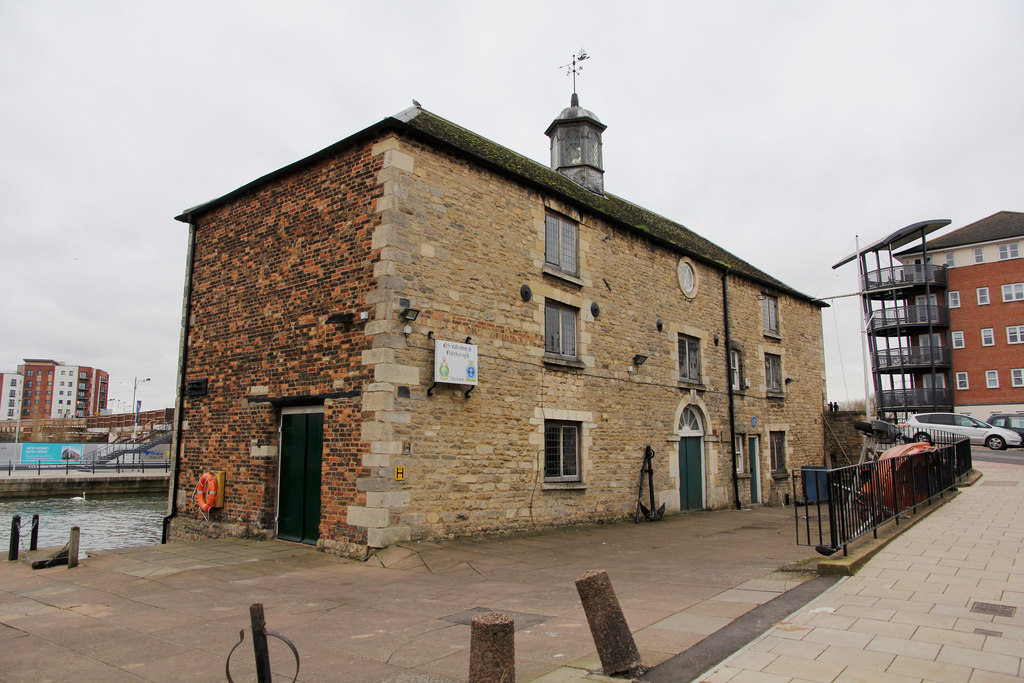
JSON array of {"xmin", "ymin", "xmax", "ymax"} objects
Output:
[
  {"xmin": 896, "ymin": 211, "xmax": 1024, "ymax": 255},
  {"xmin": 177, "ymin": 107, "xmax": 822, "ymax": 305}
]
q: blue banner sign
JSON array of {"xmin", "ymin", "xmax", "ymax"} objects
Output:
[{"xmin": 20, "ymin": 443, "xmax": 84, "ymax": 465}]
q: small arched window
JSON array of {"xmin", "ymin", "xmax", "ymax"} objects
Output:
[{"xmin": 678, "ymin": 406, "xmax": 703, "ymax": 434}]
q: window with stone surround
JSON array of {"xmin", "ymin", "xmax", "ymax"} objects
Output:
[
  {"xmin": 544, "ymin": 301, "xmax": 578, "ymax": 360},
  {"xmin": 678, "ymin": 335, "xmax": 701, "ymax": 383},
  {"xmin": 544, "ymin": 421, "xmax": 580, "ymax": 482},
  {"xmin": 729, "ymin": 348, "xmax": 743, "ymax": 391},
  {"xmin": 545, "ymin": 212, "xmax": 578, "ymax": 276},
  {"xmin": 769, "ymin": 431, "xmax": 786, "ymax": 472},
  {"xmin": 762, "ymin": 295, "xmax": 779, "ymax": 336},
  {"xmin": 765, "ymin": 353, "xmax": 782, "ymax": 393}
]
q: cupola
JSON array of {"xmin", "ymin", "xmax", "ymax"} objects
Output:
[{"xmin": 545, "ymin": 93, "xmax": 606, "ymax": 195}]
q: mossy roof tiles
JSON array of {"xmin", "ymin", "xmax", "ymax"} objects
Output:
[{"xmin": 178, "ymin": 107, "xmax": 820, "ymax": 305}]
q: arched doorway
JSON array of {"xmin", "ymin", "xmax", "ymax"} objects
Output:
[{"xmin": 677, "ymin": 405, "xmax": 704, "ymax": 511}]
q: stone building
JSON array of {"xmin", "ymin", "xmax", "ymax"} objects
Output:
[{"xmin": 165, "ymin": 97, "xmax": 827, "ymax": 557}]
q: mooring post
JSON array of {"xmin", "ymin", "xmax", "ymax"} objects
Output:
[
  {"xmin": 250, "ymin": 603, "xmax": 272, "ymax": 683},
  {"xmin": 575, "ymin": 570, "xmax": 641, "ymax": 676},
  {"xmin": 8, "ymin": 515, "xmax": 20, "ymax": 561},
  {"xmin": 468, "ymin": 611, "xmax": 515, "ymax": 683},
  {"xmin": 67, "ymin": 527, "xmax": 80, "ymax": 569},
  {"xmin": 37, "ymin": 460, "xmax": 41, "ymax": 475},
  {"xmin": 30, "ymin": 514, "xmax": 39, "ymax": 551}
]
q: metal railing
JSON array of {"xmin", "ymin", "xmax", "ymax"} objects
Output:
[
  {"xmin": 864, "ymin": 263, "xmax": 947, "ymax": 291},
  {"xmin": 6, "ymin": 457, "xmax": 169, "ymax": 476},
  {"xmin": 867, "ymin": 304, "xmax": 949, "ymax": 331},
  {"xmin": 873, "ymin": 346, "xmax": 951, "ymax": 370},
  {"xmin": 794, "ymin": 433, "xmax": 971, "ymax": 556},
  {"xmin": 877, "ymin": 387, "xmax": 953, "ymax": 411}
]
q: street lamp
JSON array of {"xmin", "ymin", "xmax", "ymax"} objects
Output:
[{"xmin": 132, "ymin": 377, "xmax": 151, "ymax": 441}]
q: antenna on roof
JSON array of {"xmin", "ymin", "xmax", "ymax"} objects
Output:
[{"xmin": 560, "ymin": 48, "xmax": 589, "ymax": 95}]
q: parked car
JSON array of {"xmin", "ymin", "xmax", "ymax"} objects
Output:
[
  {"xmin": 986, "ymin": 413, "xmax": 1024, "ymax": 444},
  {"xmin": 902, "ymin": 413, "xmax": 1022, "ymax": 450}
]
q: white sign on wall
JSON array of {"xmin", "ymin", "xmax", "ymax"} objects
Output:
[{"xmin": 434, "ymin": 339, "xmax": 479, "ymax": 385}]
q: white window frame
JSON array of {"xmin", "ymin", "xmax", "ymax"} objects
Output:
[
  {"xmin": 734, "ymin": 433, "xmax": 746, "ymax": 473},
  {"xmin": 974, "ymin": 247, "xmax": 984, "ymax": 264},
  {"xmin": 1007, "ymin": 325, "xmax": 1024, "ymax": 345},
  {"xmin": 944, "ymin": 252, "xmax": 955, "ymax": 268},
  {"xmin": 998, "ymin": 243, "xmax": 1019, "ymax": 260},
  {"xmin": 1001, "ymin": 282, "xmax": 1024, "ymax": 302},
  {"xmin": 678, "ymin": 335, "xmax": 701, "ymax": 383},
  {"xmin": 729, "ymin": 348, "xmax": 742, "ymax": 391},
  {"xmin": 951, "ymin": 331, "xmax": 965, "ymax": 349},
  {"xmin": 985, "ymin": 370, "xmax": 999, "ymax": 389},
  {"xmin": 1011, "ymin": 369, "xmax": 1023, "ymax": 388},
  {"xmin": 544, "ymin": 300, "xmax": 578, "ymax": 360},
  {"xmin": 947, "ymin": 291, "xmax": 960, "ymax": 308},
  {"xmin": 544, "ymin": 212, "xmax": 579, "ymax": 276},
  {"xmin": 544, "ymin": 420, "xmax": 581, "ymax": 482},
  {"xmin": 955, "ymin": 372, "xmax": 969, "ymax": 390},
  {"xmin": 981, "ymin": 328, "xmax": 995, "ymax": 346},
  {"xmin": 977, "ymin": 287, "xmax": 990, "ymax": 305}
]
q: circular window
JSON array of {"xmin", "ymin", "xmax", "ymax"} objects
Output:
[{"xmin": 677, "ymin": 258, "xmax": 698, "ymax": 298}]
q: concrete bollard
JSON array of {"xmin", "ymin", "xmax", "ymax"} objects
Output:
[
  {"xmin": 575, "ymin": 570, "xmax": 641, "ymax": 676},
  {"xmin": 68, "ymin": 527, "xmax": 80, "ymax": 569},
  {"xmin": 469, "ymin": 611, "xmax": 515, "ymax": 683}
]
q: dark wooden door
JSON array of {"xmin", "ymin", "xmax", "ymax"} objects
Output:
[{"xmin": 278, "ymin": 412, "xmax": 323, "ymax": 544}]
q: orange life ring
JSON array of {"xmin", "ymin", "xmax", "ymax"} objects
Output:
[{"xmin": 196, "ymin": 472, "xmax": 218, "ymax": 512}]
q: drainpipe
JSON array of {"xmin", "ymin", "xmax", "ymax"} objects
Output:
[
  {"xmin": 162, "ymin": 219, "xmax": 197, "ymax": 543},
  {"xmin": 721, "ymin": 271, "xmax": 741, "ymax": 510}
]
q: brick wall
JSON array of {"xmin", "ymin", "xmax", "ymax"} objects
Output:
[{"xmin": 171, "ymin": 129, "xmax": 826, "ymax": 556}]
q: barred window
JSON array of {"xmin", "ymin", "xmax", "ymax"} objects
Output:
[{"xmin": 545, "ymin": 421, "xmax": 580, "ymax": 482}]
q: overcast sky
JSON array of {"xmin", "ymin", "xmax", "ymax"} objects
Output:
[{"xmin": 2, "ymin": 1, "xmax": 1021, "ymax": 413}]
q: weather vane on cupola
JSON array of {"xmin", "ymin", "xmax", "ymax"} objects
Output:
[{"xmin": 560, "ymin": 48, "xmax": 589, "ymax": 95}]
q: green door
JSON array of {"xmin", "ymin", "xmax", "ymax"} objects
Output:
[
  {"xmin": 278, "ymin": 412, "xmax": 323, "ymax": 544},
  {"xmin": 748, "ymin": 436, "xmax": 760, "ymax": 504},
  {"xmin": 678, "ymin": 436, "xmax": 703, "ymax": 511}
]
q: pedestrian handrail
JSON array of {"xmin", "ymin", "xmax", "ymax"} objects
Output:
[{"xmin": 794, "ymin": 437, "xmax": 972, "ymax": 556}]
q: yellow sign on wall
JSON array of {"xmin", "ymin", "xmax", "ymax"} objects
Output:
[{"xmin": 395, "ymin": 466, "xmax": 405, "ymax": 481}]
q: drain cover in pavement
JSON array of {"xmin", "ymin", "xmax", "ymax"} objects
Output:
[
  {"xmin": 971, "ymin": 602, "xmax": 1016, "ymax": 617},
  {"xmin": 980, "ymin": 481, "xmax": 1018, "ymax": 487},
  {"xmin": 442, "ymin": 607, "xmax": 550, "ymax": 631},
  {"xmin": 974, "ymin": 628, "xmax": 1003, "ymax": 637}
]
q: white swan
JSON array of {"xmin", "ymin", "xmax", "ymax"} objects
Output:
[{"xmin": 70, "ymin": 491, "xmax": 85, "ymax": 501}]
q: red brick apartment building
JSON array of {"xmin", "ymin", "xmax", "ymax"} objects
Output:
[
  {"xmin": 897, "ymin": 212, "xmax": 1024, "ymax": 417},
  {"xmin": 14, "ymin": 359, "xmax": 109, "ymax": 420}
]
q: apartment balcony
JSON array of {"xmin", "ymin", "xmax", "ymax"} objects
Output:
[
  {"xmin": 863, "ymin": 264, "xmax": 947, "ymax": 298},
  {"xmin": 868, "ymin": 304, "xmax": 949, "ymax": 336},
  {"xmin": 877, "ymin": 387, "xmax": 953, "ymax": 412},
  {"xmin": 873, "ymin": 346, "xmax": 952, "ymax": 373}
]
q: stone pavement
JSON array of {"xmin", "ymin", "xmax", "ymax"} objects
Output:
[
  {"xmin": 1, "ymin": 502, "xmax": 817, "ymax": 682},
  {"xmin": 699, "ymin": 460, "xmax": 1024, "ymax": 682}
]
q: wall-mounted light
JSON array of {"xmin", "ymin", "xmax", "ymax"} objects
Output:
[
  {"xmin": 400, "ymin": 307, "xmax": 420, "ymax": 321},
  {"xmin": 656, "ymin": 319, "xmax": 664, "ymax": 332},
  {"xmin": 785, "ymin": 377, "xmax": 795, "ymax": 385},
  {"xmin": 633, "ymin": 354, "xmax": 648, "ymax": 366},
  {"xmin": 520, "ymin": 284, "xmax": 532, "ymax": 302}
]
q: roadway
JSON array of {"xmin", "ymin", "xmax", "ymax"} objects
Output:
[{"xmin": 970, "ymin": 442, "xmax": 1024, "ymax": 466}]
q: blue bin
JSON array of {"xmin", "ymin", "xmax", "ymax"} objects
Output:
[{"xmin": 802, "ymin": 466, "xmax": 830, "ymax": 502}]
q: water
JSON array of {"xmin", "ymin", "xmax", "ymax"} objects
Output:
[{"xmin": 1, "ymin": 492, "xmax": 167, "ymax": 553}]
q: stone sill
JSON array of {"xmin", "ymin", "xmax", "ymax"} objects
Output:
[
  {"xmin": 543, "ymin": 355, "xmax": 586, "ymax": 370},
  {"xmin": 763, "ymin": 331, "xmax": 783, "ymax": 341},
  {"xmin": 772, "ymin": 470, "xmax": 790, "ymax": 480},
  {"xmin": 678, "ymin": 381, "xmax": 707, "ymax": 391},
  {"xmin": 766, "ymin": 391, "xmax": 786, "ymax": 399},
  {"xmin": 542, "ymin": 482, "xmax": 586, "ymax": 491},
  {"xmin": 542, "ymin": 265, "xmax": 584, "ymax": 287}
]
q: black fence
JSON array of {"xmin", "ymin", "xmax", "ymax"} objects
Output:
[
  {"xmin": 5, "ymin": 457, "xmax": 169, "ymax": 476},
  {"xmin": 794, "ymin": 435, "xmax": 972, "ymax": 556}
]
